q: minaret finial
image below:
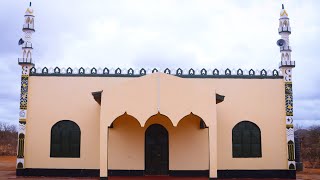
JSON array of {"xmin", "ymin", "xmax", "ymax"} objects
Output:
[
  {"xmin": 282, "ymin": 4, "xmax": 284, "ymax": 9},
  {"xmin": 29, "ymin": 2, "xmax": 32, "ymax": 7}
]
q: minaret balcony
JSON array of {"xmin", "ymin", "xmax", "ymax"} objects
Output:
[
  {"xmin": 280, "ymin": 46, "xmax": 292, "ymax": 52},
  {"xmin": 278, "ymin": 27, "xmax": 291, "ymax": 34},
  {"xmin": 18, "ymin": 58, "xmax": 34, "ymax": 65},
  {"xmin": 279, "ymin": 61, "xmax": 295, "ymax": 68},
  {"xmin": 22, "ymin": 24, "xmax": 35, "ymax": 32}
]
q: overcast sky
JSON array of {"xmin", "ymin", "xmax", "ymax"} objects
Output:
[{"xmin": 0, "ymin": 0, "xmax": 319, "ymax": 128}]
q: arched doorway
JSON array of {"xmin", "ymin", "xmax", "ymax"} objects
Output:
[{"xmin": 145, "ymin": 124, "xmax": 169, "ymax": 175}]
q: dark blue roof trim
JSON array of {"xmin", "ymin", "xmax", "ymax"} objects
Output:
[{"xmin": 29, "ymin": 67, "xmax": 283, "ymax": 79}]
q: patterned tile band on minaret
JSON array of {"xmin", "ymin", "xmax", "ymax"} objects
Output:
[
  {"xmin": 278, "ymin": 4, "xmax": 296, "ymax": 170},
  {"xmin": 17, "ymin": 2, "xmax": 35, "ymax": 170}
]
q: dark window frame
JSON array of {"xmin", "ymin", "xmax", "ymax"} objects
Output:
[
  {"xmin": 50, "ymin": 120, "xmax": 81, "ymax": 158},
  {"xmin": 232, "ymin": 121, "xmax": 262, "ymax": 158}
]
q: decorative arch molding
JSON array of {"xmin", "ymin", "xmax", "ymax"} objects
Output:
[
  {"xmin": 233, "ymin": 120, "xmax": 261, "ymax": 131},
  {"xmin": 29, "ymin": 67, "xmax": 282, "ymax": 79},
  {"xmin": 108, "ymin": 112, "xmax": 210, "ymax": 128},
  {"xmin": 51, "ymin": 120, "xmax": 81, "ymax": 130},
  {"xmin": 176, "ymin": 112, "xmax": 207, "ymax": 129},
  {"xmin": 143, "ymin": 112, "xmax": 174, "ymax": 128},
  {"xmin": 108, "ymin": 112, "xmax": 142, "ymax": 128}
]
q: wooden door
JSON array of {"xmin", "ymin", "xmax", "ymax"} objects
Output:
[{"xmin": 145, "ymin": 124, "xmax": 169, "ymax": 175}]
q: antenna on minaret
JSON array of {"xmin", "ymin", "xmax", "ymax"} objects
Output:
[
  {"xmin": 282, "ymin": 4, "xmax": 284, "ymax": 9},
  {"xmin": 29, "ymin": 2, "xmax": 32, "ymax": 7}
]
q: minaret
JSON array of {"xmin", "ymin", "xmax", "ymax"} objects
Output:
[
  {"xmin": 16, "ymin": 2, "xmax": 35, "ymax": 173},
  {"xmin": 278, "ymin": 4, "xmax": 296, "ymax": 170},
  {"xmin": 19, "ymin": 2, "xmax": 35, "ymax": 65}
]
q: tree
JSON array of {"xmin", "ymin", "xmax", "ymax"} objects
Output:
[
  {"xmin": 296, "ymin": 125, "xmax": 320, "ymax": 168},
  {"xmin": 0, "ymin": 122, "xmax": 18, "ymax": 156}
]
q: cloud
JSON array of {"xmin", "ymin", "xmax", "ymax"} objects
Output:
[{"xmin": 0, "ymin": 0, "xmax": 320, "ymax": 127}]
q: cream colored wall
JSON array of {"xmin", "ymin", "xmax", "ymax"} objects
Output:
[
  {"xmin": 99, "ymin": 73, "xmax": 217, "ymax": 176},
  {"xmin": 108, "ymin": 113, "xmax": 209, "ymax": 170},
  {"xmin": 215, "ymin": 79, "xmax": 287, "ymax": 170},
  {"xmin": 100, "ymin": 73, "xmax": 216, "ymax": 127},
  {"xmin": 25, "ymin": 76, "xmax": 130, "ymax": 169},
  {"xmin": 26, "ymin": 73, "xmax": 286, "ymax": 171}
]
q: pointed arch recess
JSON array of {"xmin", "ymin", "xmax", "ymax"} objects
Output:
[
  {"xmin": 143, "ymin": 112, "xmax": 174, "ymax": 128},
  {"xmin": 109, "ymin": 112, "xmax": 142, "ymax": 128},
  {"xmin": 176, "ymin": 112, "xmax": 207, "ymax": 129}
]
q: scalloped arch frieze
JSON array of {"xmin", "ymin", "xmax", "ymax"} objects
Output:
[
  {"xmin": 237, "ymin": 69, "xmax": 243, "ymax": 75},
  {"xmin": 29, "ymin": 67, "xmax": 283, "ymax": 79},
  {"xmin": 66, "ymin": 67, "xmax": 73, "ymax": 74},
  {"xmin": 164, "ymin": 68, "xmax": 171, "ymax": 74},
  {"xmin": 140, "ymin": 68, "xmax": 146, "ymax": 75},
  {"xmin": 79, "ymin": 67, "xmax": 85, "ymax": 74},
  {"xmin": 176, "ymin": 68, "xmax": 183, "ymax": 75},
  {"xmin": 200, "ymin": 68, "xmax": 207, "ymax": 75},
  {"xmin": 188, "ymin": 68, "xmax": 195, "ymax": 75},
  {"xmin": 152, "ymin": 68, "xmax": 158, "ymax": 73},
  {"xmin": 128, "ymin": 68, "xmax": 134, "ymax": 75},
  {"xmin": 91, "ymin": 67, "xmax": 97, "ymax": 74}
]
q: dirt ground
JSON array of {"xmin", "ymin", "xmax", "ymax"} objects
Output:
[{"xmin": 0, "ymin": 156, "xmax": 319, "ymax": 180}]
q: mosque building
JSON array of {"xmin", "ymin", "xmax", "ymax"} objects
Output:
[{"xmin": 16, "ymin": 2, "xmax": 296, "ymax": 179}]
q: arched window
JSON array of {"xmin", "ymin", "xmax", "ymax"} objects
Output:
[
  {"xmin": 283, "ymin": 20, "xmax": 288, "ymax": 27},
  {"xmin": 26, "ymin": 50, "xmax": 31, "ymax": 59},
  {"xmin": 285, "ymin": 53, "xmax": 290, "ymax": 61},
  {"xmin": 232, "ymin": 121, "xmax": 261, "ymax": 158},
  {"xmin": 26, "ymin": 17, "xmax": 30, "ymax": 23},
  {"xmin": 23, "ymin": 50, "xmax": 26, "ymax": 59},
  {"xmin": 50, "ymin": 120, "xmax": 81, "ymax": 158},
  {"xmin": 30, "ymin": 18, "xmax": 34, "ymax": 28}
]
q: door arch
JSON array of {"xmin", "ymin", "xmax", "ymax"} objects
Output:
[{"xmin": 145, "ymin": 124, "xmax": 169, "ymax": 175}]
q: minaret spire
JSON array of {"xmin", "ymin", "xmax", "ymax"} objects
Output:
[
  {"xmin": 277, "ymin": 4, "xmax": 296, "ymax": 171},
  {"xmin": 16, "ymin": 2, "xmax": 36, "ymax": 174}
]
